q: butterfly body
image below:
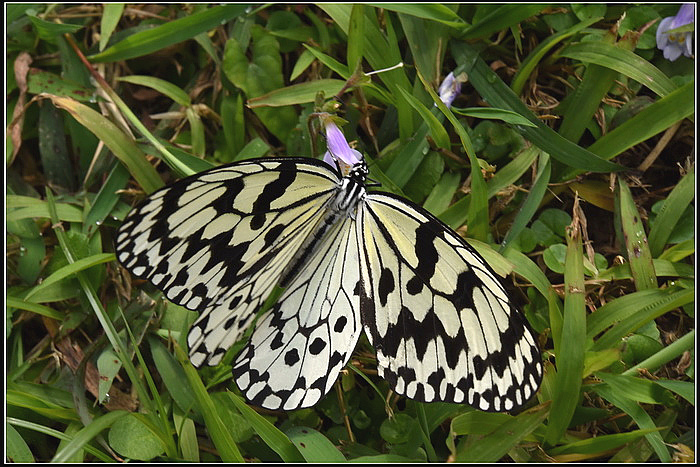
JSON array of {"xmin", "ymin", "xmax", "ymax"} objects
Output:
[{"xmin": 116, "ymin": 156, "xmax": 542, "ymax": 412}]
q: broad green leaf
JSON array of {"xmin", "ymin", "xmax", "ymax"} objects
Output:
[
  {"xmin": 27, "ymin": 70, "xmax": 95, "ymax": 102},
  {"xmin": 223, "ymin": 25, "xmax": 297, "ymax": 141},
  {"xmin": 148, "ymin": 337, "xmax": 197, "ymax": 417},
  {"xmin": 6, "ymin": 423, "xmax": 35, "ymax": 463},
  {"xmin": 96, "ymin": 348, "xmax": 122, "ymax": 405},
  {"xmin": 108, "ymin": 413, "xmax": 166, "ymax": 461}
]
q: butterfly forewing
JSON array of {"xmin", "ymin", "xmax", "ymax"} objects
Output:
[
  {"xmin": 232, "ymin": 215, "xmax": 362, "ymax": 410},
  {"xmin": 115, "ymin": 158, "xmax": 341, "ymax": 367},
  {"xmin": 357, "ymin": 193, "xmax": 543, "ymax": 412}
]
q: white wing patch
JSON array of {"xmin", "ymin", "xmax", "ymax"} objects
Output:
[
  {"xmin": 232, "ymin": 216, "xmax": 362, "ymax": 410},
  {"xmin": 357, "ymin": 193, "xmax": 542, "ymax": 412}
]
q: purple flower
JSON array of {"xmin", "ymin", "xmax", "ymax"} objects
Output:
[
  {"xmin": 322, "ymin": 120, "xmax": 362, "ymax": 170},
  {"xmin": 438, "ymin": 72, "xmax": 462, "ymax": 107},
  {"xmin": 656, "ymin": 4, "xmax": 694, "ymax": 61}
]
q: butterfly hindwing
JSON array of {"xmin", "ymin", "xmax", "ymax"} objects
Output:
[
  {"xmin": 115, "ymin": 158, "xmax": 341, "ymax": 367},
  {"xmin": 357, "ymin": 193, "xmax": 543, "ymax": 412},
  {"xmin": 232, "ymin": 215, "xmax": 362, "ymax": 410}
]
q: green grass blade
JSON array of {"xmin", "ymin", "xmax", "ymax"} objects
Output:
[
  {"xmin": 173, "ymin": 343, "xmax": 244, "ymax": 462},
  {"xmin": 99, "ymin": 4, "xmax": 125, "ymax": 52},
  {"xmin": 460, "ymin": 4, "xmax": 546, "ymax": 39},
  {"xmin": 560, "ymin": 41, "xmax": 678, "ymax": 98},
  {"xmin": 89, "ymin": 5, "xmax": 248, "ymax": 62},
  {"xmin": 586, "ymin": 81, "xmax": 695, "ymax": 161},
  {"xmin": 615, "ymin": 177, "xmax": 657, "ymax": 290},
  {"xmin": 511, "ymin": 16, "xmax": 601, "ymax": 95},
  {"xmin": 452, "ymin": 43, "xmax": 624, "ymax": 173},
  {"xmin": 486, "ymin": 146, "xmax": 539, "ymax": 198},
  {"xmin": 24, "ymin": 253, "xmax": 115, "ymax": 302},
  {"xmin": 591, "ymin": 287, "xmax": 694, "ymax": 351},
  {"xmin": 647, "ymin": 170, "xmax": 695, "ymax": 257},
  {"xmin": 6, "ymin": 296, "xmax": 65, "ymax": 320},
  {"xmin": 549, "ymin": 428, "xmax": 660, "ymax": 456},
  {"xmin": 418, "ymin": 70, "xmax": 488, "ymax": 241},
  {"xmin": 544, "ymin": 222, "xmax": 586, "ymax": 446},
  {"xmin": 51, "ymin": 411, "xmax": 129, "ymax": 462},
  {"xmin": 623, "ymin": 330, "xmax": 694, "ymax": 378},
  {"xmin": 369, "ymin": 4, "xmax": 465, "ymax": 27},
  {"xmin": 42, "ymin": 94, "xmax": 163, "ymax": 193},
  {"xmin": 557, "ymin": 63, "xmax": 618, "ymax": 144},
  {"xmin": 44, "ymin": 189, "xmax": 155, "ymax": 414},
  {"xmin": 454, "ymin": 405, "xmax": 549, "ymax": 461},
  {"xmin": 225, "ymin": 392, "xmax": 305, "ymax": 462},
  {"xmin": 500, "ymin": 152, "xmax": 550, "ymax": 252},
  {"xmin": 286, "ymin": 426, "xmax": 347, "ymax": 462},
  {"xmin": 592, "ymin": 384, "xmax": 671, "ymax": 462},
  {"xmin": 118, "ymin": 75, "xmax": 191, "ymax": 106},
  {"xmin": 8, "ymin": 417, "xmax": 113, "ymax": 462},
  {"xmin": 247, "ymin": 79, "xmax": 347, "ymax": 108},
  {"xmin": 83, "ymin": 161, "xmax": 131, "ymax": 237}
]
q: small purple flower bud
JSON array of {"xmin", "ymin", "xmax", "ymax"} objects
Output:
[
  {"xmin": 324, "ymin": 121, "xmax": 362, "ymax": 168},
  {"xmin": 438, "ymin": 72, "xmax": 462, "ymax": 107}
]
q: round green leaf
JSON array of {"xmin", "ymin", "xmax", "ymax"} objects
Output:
[
  {"xmin": 543, "ymin": 243, "xmax": 567, "ymax": 274},
  {"xmin": 108, "ymin": 414, "xmax": 165, "ymax": 461},
  {"xmin": 379, "ymin": 413, "xmax": 414, "ymax": 444}
]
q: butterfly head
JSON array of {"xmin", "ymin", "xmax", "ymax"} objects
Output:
[{"xmin": 347, "ymin": 160, "xmax": 369, "ymax": 183}]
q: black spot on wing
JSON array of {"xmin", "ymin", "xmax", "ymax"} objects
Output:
[{"xmin": 378, "ymin": 268, "xmax": 395, "ymax": 306}]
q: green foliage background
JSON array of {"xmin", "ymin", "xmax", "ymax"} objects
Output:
[{"xmin": 6, "ymin": 3, "xmax": 695, "ymax": 462}]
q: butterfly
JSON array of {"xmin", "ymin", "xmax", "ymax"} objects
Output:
[{"xmin": 115, "ymin": 155, "xmax": 543, "ymax": 412}]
